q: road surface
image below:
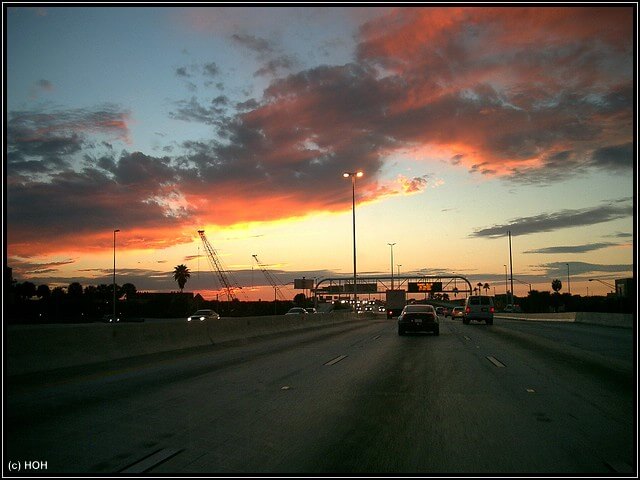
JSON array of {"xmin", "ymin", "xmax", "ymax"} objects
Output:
[{"xmin": 5, "ymin": 316, "xmax": 635, "ymax": 474}]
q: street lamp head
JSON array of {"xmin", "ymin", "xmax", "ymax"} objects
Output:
[
  {"xmin": 356, "ymin": 171, "xmax": 363, "ymax": 177},
  {"xmin": 343, "ymin": 172, "xmax": 350, "ymax": 178},
  {"xmin": 342, "ymin": 171, "xmax": 364, "ymax": 178},
  {"xmin": 114, "ymin": 229, "xmax": 120, "ymax": 233}
]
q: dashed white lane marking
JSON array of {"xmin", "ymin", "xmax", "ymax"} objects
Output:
[
  {"xmin": 120, "ymin": 448, "xmax": 183, "ymax": 473},
  {"xmin": 605, "ymin": 460, "xmax": 634, "ymax": 473},
  {"xmin": 486, "ymin": 356, "xmax": 506, "ymax": 368},
  {"xmin": 324, "ymin": 355, "xmax": 348, "ymax": 366}
]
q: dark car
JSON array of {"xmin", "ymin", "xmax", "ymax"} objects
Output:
[
  {"xmin": 102, "ymin": 313, "xmax": 121, "ymax": 323},
  {"xmin": 101, "ymin": 313, "xmax": 144, "ymax": 323},
  {"xmin": 398, "ymin": 304, "xmax": 439, "ymax": 336},
  {"xmin": 285, "ymin": 307, "xmax": 307, "ymax": 315},
  {"xmin": 187, "ymin": 309, "xmax": 220, "ymax": 322}
]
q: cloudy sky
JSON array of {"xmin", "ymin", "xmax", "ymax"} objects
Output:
[{"xmin": 5, "ymin": 5, "xmax": 635, "ymax": 300}]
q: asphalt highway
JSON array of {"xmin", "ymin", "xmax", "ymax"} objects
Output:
[{"xmin": 5, "ymin": 316, "xmax": 635, "ymax": 475}]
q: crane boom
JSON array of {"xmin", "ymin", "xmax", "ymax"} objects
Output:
[
  {"xmin": 252, "ymin": 254, "xmax": 286, "ymax": 301},
  {"xmin": 198, "ymin": 230, "xmax": 241, "ymax": 301}
]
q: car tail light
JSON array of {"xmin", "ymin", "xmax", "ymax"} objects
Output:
[
  {"xmin": 465, "ymin": 306, "xmax": 471, "ymax": 314},
  {"xmin": 490, "ymin": 306, "xmax": 495, "ymax": 313}
]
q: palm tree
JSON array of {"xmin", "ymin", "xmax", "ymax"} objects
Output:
[
  {"xmin": 483, "ymin": 283, "xmax": 490, "ymax": 295},
  {"xmin": 173, "ymin": 264, "xmax": 191, "ymax": 293}
]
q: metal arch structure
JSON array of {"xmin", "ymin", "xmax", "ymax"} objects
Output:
[
  {"xmin": 313, "ymin": 275, "xmax": 474, "ymax": 305},
  {"xmin": 197, "ymin": 230, "xmax": 242, "ymax": 301}
]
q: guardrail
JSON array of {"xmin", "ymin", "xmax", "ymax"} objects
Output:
[{"xmin": 7, "ymin": 312, "xmax": 375, "ymax": 376}]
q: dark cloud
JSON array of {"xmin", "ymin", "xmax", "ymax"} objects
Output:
[
  {"xmin": 236, "ymin": 98, "xmax": 259, "ymax": 111},
  {"xmin": 590, "ymin": 142, "xmax": 633, "ymax": 172},
  {"xmin": 170, "ymin": 96, "xmax": 228, "ymax": 125},
  {"xmin": 175, "ymin": 66, "xmax": 190, "ymax": 77},
  {"xmin": 6, "ymin": 149, "xmax": 196, "ymax": 256},
  {"xmin": 523, "ymin": 243, "xmax": 619, "ymax": 254},
  {"xmin": 536, "ymin": 261, "xmax": 633, "ymax": 277},
  {"xmin": 254, "ymin": 55, "xmax": 297, "ymax": 77},
  {"xmin": 604, "ymin": 231, "xmax": 633, "ymax": 239},
  {"xmin": 203, "ymin": 62, "xmax": 219, "ymax": 77},
  {"xmin": 231, "ymin": 33, "xmax": 274, "ymax": 57},
  {"xmin": 9, "ymin": 257, "xmax": 76, "ymax": 278},
  {"xmin": 7, "ymin": 105, "xmax": 130, "ymax": 177},
  {"xmin": 471, "ymin": 201, "xmax": 633, "ymax": 238},
  {"xmin": 112, "ymin": 151, "xmax": 177, "ymax": 187}
]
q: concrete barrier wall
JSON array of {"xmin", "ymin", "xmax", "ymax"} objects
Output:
[
  {"xmin": 6, "ymin": 313, "xmax": 371, "ymax": 376},
  {"xmin": 496, "ymin": 312, "xmax": 577, "ymax": 321},
  {"xmin": 575, "ymin": 312, "xmax": 634, "ymax": 328},
  {"xmin": 495, "ymin": 312, "xmax": 633, "ymax": 328}
]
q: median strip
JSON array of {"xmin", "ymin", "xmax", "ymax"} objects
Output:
[{"xmin": 324, "ymin": 355, "xmax": 348, "ymax": 366}]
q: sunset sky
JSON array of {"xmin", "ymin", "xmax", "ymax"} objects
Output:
[{"xmin": 5, "ymin": 5, "xmax": 635, "ymax": 301}]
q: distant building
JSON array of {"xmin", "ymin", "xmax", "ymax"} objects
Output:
[{"xmin": 615, "ymin": 278, "xmax": 634, "ymax": 298}]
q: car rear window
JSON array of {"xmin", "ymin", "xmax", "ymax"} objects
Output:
[
  {"xmin": 469, "ymin": 296, "xmax": 492, "ymax": 306},
  {"xmin": 404, "ymin": 305, "xmax": 434, "ymax": 313}
]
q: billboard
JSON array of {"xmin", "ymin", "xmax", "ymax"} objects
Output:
[
  {"xmin": 408, "ymin": 282, "xmax": 442, "ymax": 293},
  {"xmin": 294, "ymin": 278, "xmax": 314, "ymax": 289}
]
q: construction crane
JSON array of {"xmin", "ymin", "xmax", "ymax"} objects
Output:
[
  {"xmin": 252, "ymin": 254, "xmax": 287, "ymax": 302},
  {"xmin": 198, "ymin": 230, "xmax": 242, "ymax": 301}
]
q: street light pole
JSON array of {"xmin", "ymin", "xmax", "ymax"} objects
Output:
[
  {"xmin": 588, "ymin": 278, "xmax": 615, "ymax": 293},
  {"xmin": 343, "ymin": 171, "xmax": 363, "ymax": 305},
  {"xmin": 508, "ymin": 231, "xmax": 514, "ymax": 306},
  {"xmin": 113, "ymin": 229, "xmax": 120, "ymax": 320},
  {"xmin": 388, "ymin": 243, "xmax": 395, "ymax": 290},
  {"xmin": 566, "ymin": 263, "xmax": 571, "ymax": 294},
  {"xmin": 504, "ymin": 264, "xmax": 508, "ymax": 301},
  {"xmin": 397, "ymin": 264, "xmax": 402, "ymax": 278}
]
